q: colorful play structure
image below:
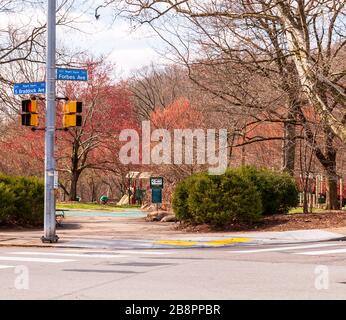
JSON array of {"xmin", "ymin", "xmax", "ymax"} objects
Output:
[{"xmin": 117, "ymin": 171, "xmax": 153, "ymax": 206}]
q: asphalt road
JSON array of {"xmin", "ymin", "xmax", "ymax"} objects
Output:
[{"xmin": 1, "ymin": 240, "xmax": 346, "ymax": 299}]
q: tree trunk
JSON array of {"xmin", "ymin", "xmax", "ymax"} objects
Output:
[
  {"xmin": 281, "ymin": 13, "xmax": 346, "ymax": 143},
  {"xmin": 302, "ymin": 191, "xmax": 309, "ymax": 214},
  {"xmin": 283, "ymin": 120, "xmax": 296, "ymax": 175},
  {"xmin": 324, "ymin": 129, "xmax": 339, "ymax": 210},
  {"xmin": 91, "ymin": 183, "xmax": 97, "ymax": 202},
  {"xmin": 326, "ymin": 173, "xmax": 339, "ymax": 210},
  {"xmin": 69, "ymin": 171, "xmax": 80, "ymax": 201}
]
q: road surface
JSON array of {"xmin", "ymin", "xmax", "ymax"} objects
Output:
[{"xmin": 1, "ymin": 240, "xmax": 346, "ymax": 299}]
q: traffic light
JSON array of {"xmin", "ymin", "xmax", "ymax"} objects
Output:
[
  {"xmin": 63, "ymin": 101, "xmax": 82, "ymax": 128},
  {"xmin": 21, "ymin": 99, "xmax": 38, "ymax": 127}
]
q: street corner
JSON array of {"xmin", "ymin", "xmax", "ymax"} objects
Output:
[
  {"xmin": 150, "ymin": 229, "xmax": 346, "ymax": 248},
  {"xmin": 153, "ymin": 237, "xmax": 252, "ymax": 248}
]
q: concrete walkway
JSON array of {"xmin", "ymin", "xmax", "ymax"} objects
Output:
[{"xmin": 0, "ymin": 214, "xmax": 344, "ymax": 249}]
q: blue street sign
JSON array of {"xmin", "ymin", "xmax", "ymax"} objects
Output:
[
  {"xmin": 57, "ymin": 68, "xmax": 88, "ymax": 81},
  {"xmin": 13, "ymin": 82, "xmax": 46, "ymax": 95}
]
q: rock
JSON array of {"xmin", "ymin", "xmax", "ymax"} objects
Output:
[
  {"xmin": 160, "ymin": 214, "xmax": 177, "ymax": 222},
  {"xmin": 146, "ymin": 210, "xmax": 170, "ymax": 222},
  {"xmin": 153, "ymin": 211, "xmax": 170, "ymax": 221},
  {"xmin": 145, "ymin": 204, "xmax": 158, "ymax": 212}
]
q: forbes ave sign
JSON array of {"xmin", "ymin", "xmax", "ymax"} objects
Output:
[{"xmin": 57, "ymin": 68, "xmax": 88, "ymax": 81}]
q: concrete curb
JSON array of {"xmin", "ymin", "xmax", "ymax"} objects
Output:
[{"xmin": 0, "ymin": 229, "xmax": 344, "ymax": 249}]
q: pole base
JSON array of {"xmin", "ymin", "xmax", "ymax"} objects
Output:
[{"xmin": 41, "ymin": 235, "xmax": 59, "ymax": 243}]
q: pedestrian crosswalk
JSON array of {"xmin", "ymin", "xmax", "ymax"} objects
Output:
[
  {"xmin": 0, "ymin": 256, "xmax": 77, "ymax": 263},
  {"xmin": 295, "ymin": 248, "xmax": 346, "ymax": 256},
  {"xmin": 2, "ymin": 242, "xmax": 346, "ymax": 271},
  {"xmin": 0, "ymin": 265, "xmax": 15, "ymax": 270},
  {"xmin": 9, "ymin": 252, "xmax": 127, "ymax": 259},
  {"xmin": 0, "ymin": 249, "xmax": 174, "ymax": 271},
  {"xmin": 229, "ymin": 242, "xmax": 346, "ymax": 256}
]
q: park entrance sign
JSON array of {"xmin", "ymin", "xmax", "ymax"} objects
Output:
[
  {"xmin": 150, "ymin": 177, "xmax": 164, "ymax": 205},
  {"xmin": 150, "ymin": 177, "xmax": 164, "ymax": 189}
]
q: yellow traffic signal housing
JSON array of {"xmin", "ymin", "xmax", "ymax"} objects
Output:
[
  {"xmin": 63, "ymin": 101, "xmax": 82, "ymax": 128},
  {"xmin": 63, "ymin": 101, "xmax": 82, "ymax": 114},
  {"xmin": 20, "ymin": 99, "xmax": 38, "ymax": 127},
  {"xmin": 63, "ymin": 114, "xmax": 76, "ymax": 128},
  {"xmin": 21, "ymin": 113, "xmax": 39, "ymax": 127}
]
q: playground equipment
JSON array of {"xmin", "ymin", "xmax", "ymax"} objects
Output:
[{"xmin": 117, "ymin": 171, "xmax": 162, "ymax": 206}]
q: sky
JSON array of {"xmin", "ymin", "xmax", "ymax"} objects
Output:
[
  {"xmin": 0, "ymin": 0, "xmax": 166, "ymax": 80},
  {"xmin": 56, "ymin": 1, "xmax": 166, "ymax": 79}
]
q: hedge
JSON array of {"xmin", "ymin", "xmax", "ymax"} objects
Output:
[
  {"xmin": 172, "ymin": 166, "xmax": 299, "ymax": 226},
  {"xmin": 0, "ymin": 175, "xmax": 44, "ymax": 226},
  {"xmin": 172, "ymin": 171, "xmax": 262, "ymax": 226},
  {"xmin": 236, "ymin": 166, "xmax": 298, "ymax": 215}
]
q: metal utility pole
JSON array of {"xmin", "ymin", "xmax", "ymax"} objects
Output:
[{"xmin": 42, "ymin": 0, "xmax": 58, "ymax": 243}]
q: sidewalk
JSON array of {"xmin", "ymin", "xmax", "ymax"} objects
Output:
[{"xmin": 0, "ymin": 215, "xmax": 345, "ymax": 249}]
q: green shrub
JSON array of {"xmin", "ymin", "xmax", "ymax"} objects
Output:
[
  {"xmin": 172, "ymin": 177, "xmax": 192, "ymax": 222},
  {"xmin": 235, "ymin": 166, "xmax": 299, "ymax": 215},
  {"xmin": 172, "ymin": 173, "xmax": 206, "ymax": 222},
  {"xmin": 0, "ymin": 183, "xmax": 17, "ymax": 223},
  {"xmin": 172, "ymin": 166, "xmax": 299, "ymax": 226},
  {"xmin": 173, "ymin": 171, "xmax": 262, "ymax": 226},
  {"xmin": 0, "ymin": 175, "xmax": 44, "ymax": 225}
]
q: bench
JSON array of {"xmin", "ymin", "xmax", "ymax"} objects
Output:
[{"xmin": 55, "ymin": 209, "xmax": 68, "ymax": 227}]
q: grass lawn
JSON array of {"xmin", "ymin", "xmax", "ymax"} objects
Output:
[
  {"xmin": 288, "ymin": 207, "xmax": 325, "ymax": 214},
  {"xmin": 56, "ymin": 202, "xmax": 141, "ymax": 212}
]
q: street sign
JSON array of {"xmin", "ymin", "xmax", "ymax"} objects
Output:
[
  {"xmin": 57, "ymin": 68, "xmax": 88, "ymax": 81},
  {"xmin": 150, "ymin": 177, "xmax": 164, "ymax": 189},
  {"xmin": 13, "ymin": 69, "xmax": 88, "ymax": 95},
  {"xmin": 14, "ymin": 82, "xmax": 46, "ymax": 95},
  {"xmin": 53, "ymin": 171, "xmax": 59, "ymax": 189}
]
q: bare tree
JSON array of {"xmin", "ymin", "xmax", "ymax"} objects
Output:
[
  {"xmin": 0, "ymin": 0, "xmax": 91, "ymax": 121},
  {"xmin": 96, "ymin": 0, "xmax": 346, "ymax": 209}
]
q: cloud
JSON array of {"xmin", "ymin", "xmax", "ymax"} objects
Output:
[
  {"xmin": 60, "ymin": 15, "xmax": 165, "ymax": 78},
  {"xmin": 0, "ymin": 1, "xmax": 167, "ymax": 79},
  {"xmin": 107, "ymin": 46, "xmax": 162, "ymax": 78}
]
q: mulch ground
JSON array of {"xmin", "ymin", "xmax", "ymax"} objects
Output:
[{"xmin": 173, "ymin": 210, "xmax": 346, "ymax": 233}]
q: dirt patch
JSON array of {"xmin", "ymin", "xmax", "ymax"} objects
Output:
[{"xmin": 172, "ymin": 210, "xmax": 346, "ymax": 233}]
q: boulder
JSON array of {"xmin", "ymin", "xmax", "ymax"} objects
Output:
[
  {"xmin": 141, "ymin": 203, "xmax": 149, "ymax": 210},
  {"xmin": 145, "ymin": 204, "xmax": 158, "ymax": 212},
  {"xmin": 146, "ymin": 210, "xmax": 170, "ymax": 222},
  {"xmin": 160, "ymin": 214, "xmax": 177, "ymax": 222}
]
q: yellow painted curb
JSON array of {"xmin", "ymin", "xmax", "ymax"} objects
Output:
[
  {"xmin": 154, "ymin": 237, "xmax": 251, "ymax": 247},
  {"xmin": 155, "ymin": 240, "xmax": 198, "ymax": 246},
  {"xmin": 203, "ymin": 237, "xmax": 251, "ymax": 246}
]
